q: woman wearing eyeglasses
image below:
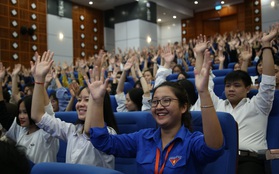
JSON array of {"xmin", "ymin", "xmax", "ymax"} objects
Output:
[{"xmin": 85, "ymin": 50, "xmax": 224, "ymax": 173}]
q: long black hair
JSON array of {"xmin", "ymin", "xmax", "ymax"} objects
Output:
[
  {"xmin": 76, "ymin": 86, "xmax": 119, "ymax": 133},
  {"xmin": 16, "ymin": 95, "xmax": 37, "ymax": 127}
]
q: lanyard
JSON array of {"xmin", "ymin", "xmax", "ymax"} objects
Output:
[{"xmin": 154, "ymin": 142, "xmax": 175, "ymax": 174}]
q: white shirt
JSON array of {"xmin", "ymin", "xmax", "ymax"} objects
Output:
[
  {"xmin": 192, "ymin": 74, "xmax": 276, "ymax": 153},
  {"xmin": 5, "ymin": 104, "xmax": 59, "ymax": 163},
  {"xmin": 37, "ymin": 113, "xmax": 116, "ymax": 169},
  {"xmin": 115, "ymin": 92, "xmax": 151, "ymax": 112}
]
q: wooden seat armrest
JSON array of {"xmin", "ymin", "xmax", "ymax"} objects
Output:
[{"xmin": 266, "ymin": 149, "xmax": 279, "ymax": 160}]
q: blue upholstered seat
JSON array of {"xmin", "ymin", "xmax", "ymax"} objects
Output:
[{"xmin": 31, "ymin": 162, "xmax": 123, "ymax": 174}]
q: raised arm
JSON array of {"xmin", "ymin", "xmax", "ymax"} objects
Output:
[
  {"xmin": 31, "ymin": 51, "xmax": 54, "ymax": 123},
  {"xmin": 194, "ymin": 50, "xmax": 223, "ymax": 149},
  {"xmin": 240, "ymin": 47, "xmax": 252, "ymax": 72},
  {"xmin": 116, "ymin": 57, "xmax": 133, "ymax": 94},
  {"xmin": 11, "ymin": 64, "xmax": 21, "ymax": 103},
  {"xmin": 261, "ymin": 23, "xmax": 278, "ymax": 76},
  {"xmin": 193, "ymin": 35, "xmax": 209, "ymax": 72},
  {"xmin": 84, "ymin": 67, "xmax": 109, "ymax": 135}
]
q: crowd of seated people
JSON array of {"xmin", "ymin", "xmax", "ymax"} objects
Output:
[{"xmin": 0, "ymin": 23, "xmax": 279, "ymax": 173}]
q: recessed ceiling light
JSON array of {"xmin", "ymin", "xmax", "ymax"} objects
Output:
[
  {"xmin": 157, "ymin": 18, "xmax": 161, "ymax": 22},
  {"xmin": 221, "ymin": 1, "xmax": 225, "ymax": 4},
  {"xmin": 194, "ymin": 1, "xmax": 198, "ymax": 4},
  {"xmin": 173, "ymin": 15, "xmax": 177, "ymax": 19},
  {"xmin": 163, "ymin": 12, "xmax": 166, "ymax": 15},
  {"xmin": 89, "ymin": 1, "xmax": 93, "ymax": 5},
  {"xmin": 271, "ymin": 1, "xmax": 275, "ymax": 7}
]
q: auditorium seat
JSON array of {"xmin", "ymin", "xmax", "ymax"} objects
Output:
[
  {"xmin": 228, "ymin": 62, "xmax": 236, "ymax": 69},
  {"xmin": 110, "ymin": 95, "xmax": 118, "ymax": 112},
  {"xmin": 213, "ymin": 76, "xmax": 225, "ymax": 98},
  {"xmin": 247, "ymin": 66, "xmax": 257, "ymax": 76},
  {"xmin": 114, "ymin": 111, "xmax": 156, "ymax": 174},
  {"xmin": 212, "ymin": 69, "xmax": 233, "ymax": 77},
  {"xmin": 31, "ymin": 162, "xmax": 123, "ymax": 174},
  {"xmin": 266, "ymin": 90, "xmax": 279, "ymax": 173},
  {"xmin": 124, "ymin": 82, "xmax": 133, "ymax": 94},
  {"xmin": 166, "ymin": 73, "xmax": 178, "ymax": 81},
  {"xmin": 55, "ymin": 111, "xmax": 77, "ymax": 162},
  {"xmin": 191, "ymin": 111, "xmax": 238, "ymax": 174}
]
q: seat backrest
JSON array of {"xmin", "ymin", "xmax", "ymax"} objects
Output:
[
  {"xmin": 186, "ymin": 71, "xmax": 195, "ymax": 78},
  {"xmin": 228, "ymin": 62, "xmax": 236, "ymax": 69},
  {"xmin": 191, "ymin": 111, "xmax": 238, "ymax": 174},
  {"xmin": 124, "ymin": 82, "xmax": 133, "ymax": 94},
  {"xmin": 114, "ymin": 111, "xmax": 157, "ymax": 174},
  {"xmin": 166, "ymin": 73, "xmax": 178, "ymax": 81},
  {"xmin": 55, "ymin": 111, "xmax": 78, "ymax": 162},
  {"xmin": 267, "ymin": 90, "xmax": 279, "ymax": 173},
  {"xmin": 31, "ymin": 162, "xmax": 123, "ymax": 174},
  {"xmin": 212, "ymin": 69, "xmax": 233, "ymax": 77},
  {"xmin": 110, "ymin": 95, "xmax": 118, "ymax": 112},
  {"xmin": 247, "ymin": 66, "xmax": 257, "ymax": 76},
  {"xmin": 126, "ymin": 76, "xmax": 135, "ymax": 87},
  {"xmin": 213, "ymin": 76, "xmax": 225, "ymax": 98}
]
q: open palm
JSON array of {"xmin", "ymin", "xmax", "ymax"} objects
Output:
[
  {"xmin": 85, "ymin": 67, "xmax": 108, "ymax": 101},
  {"xmin": 34, "ymin": 51, "xmax": 54, "ymax": 81},
  {"xmin": 195, "ymin": 50, "xmax": 211, "ymax": 93}
]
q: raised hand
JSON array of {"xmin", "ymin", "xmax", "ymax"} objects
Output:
[
  {"xmin": 241, "ymin": 47, "xmax": 252, "ymax": 62},
  {"xmin": 0, "ymin": 62, "xmax": 6, "ymax": 81},
  {"xmin": 85, "ymin": 67, "xmax": 109, "ymax": 102},
  {"xmin": 194, "ymin": 35, "xmax": 209, "ymax": 54},
  {"xmin": 161, "ymin": 46, "xmax": 174, "ymax": 64},
  {"xmin": 12, "ymin": 64, "xmax": 21, "ymax": 76},
  {"xmin": 194, "ymin": 50, "xmax": 212, "ymax": 93},
  {"xmin": 123, "ymin": 57, "xmax": 134, "ymax": 71},
  {"xmin": 261, "ymin": 23, "xmax": 279, "ymax": 44},
  {"xmin": 33, "ymin": 50, "xmax": 54, "ymax": 83},
  {"xmin": 69, "ymin": 81, "xmax": 80, "ymax": 98}
]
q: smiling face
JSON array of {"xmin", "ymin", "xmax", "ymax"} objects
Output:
[
  {"xmin": 75, "ymin": 88, "xmax": 89, "ymax": 121},
  {"xmin": 18, "ymin": 102, "xmax": 30, "ymax": 127},
  {"xmin": 151, "ymin": 86, "xmax": 187, "ymax": 129}
]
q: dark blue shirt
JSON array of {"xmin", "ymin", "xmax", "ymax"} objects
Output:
[{"xmin": 90, "ymin": 126, "xmax": 224, "ymax": 173}]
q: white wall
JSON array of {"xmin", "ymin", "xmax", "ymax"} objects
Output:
[
  {"xmin": 158, "ymin": 21, "xmax": 182, "ymax": 46},
  {"xmin": 115, "ymin": 19, "xmax": 158, "ymax": 52},
  {"xmin": 47, "ymin": 14, "xmax": 73, "ymax": 64},
  {"xmin": 261, "ymin": 0, "xmax": 279, "ymax": 31},
  {"xmin": 104, "ymin": 27, "xmax": 115, "ymax": 52}
]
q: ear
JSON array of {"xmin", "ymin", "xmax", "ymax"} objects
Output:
[
  {"xmin": 180, "ymin": 103, "xmax": 188, "ymax": 114},
  {"xmin": 246, "ymin": 85, "xmax": 251, "ymax": 93}
]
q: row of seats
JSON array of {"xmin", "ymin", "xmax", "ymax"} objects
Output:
[{"xmin": 38, "ymin": 111, "xmax": 237, "ymax": 174}]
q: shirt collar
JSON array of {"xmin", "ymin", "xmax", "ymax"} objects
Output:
[{"xmin": 143, "ymin": 126, "xmax": 190, "ymax": 142}]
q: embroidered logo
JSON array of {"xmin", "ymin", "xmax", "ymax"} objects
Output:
[{"xmin": 169, "ymin": 156, "xmax": 182, "ymax": 166}]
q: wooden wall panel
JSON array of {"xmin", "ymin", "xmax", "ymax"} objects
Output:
[
  {"xmin": 220, "ymin": 15, "xmax": 238, "ymax": 34},
  {"xmin": 72, "ymin": 3, "xmax": 104, "ymax": 62},
  {"xmin": 0, "ymin": 0, "xmax": 47, "ymax": 68},
  {"xmin": 181, "ymin": 0, "xmax": 261, "ymax": 40},
  {"xmin": 203, "ymin": 20, "xmax": 220, "ymax": 36}
]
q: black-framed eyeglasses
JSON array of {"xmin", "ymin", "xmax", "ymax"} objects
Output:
[{"xmin": 150, "ymin": 98, "xmax": 179, "ymax": 108}]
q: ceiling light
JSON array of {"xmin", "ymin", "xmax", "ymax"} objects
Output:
[
  {"xmin": 89, "ymin": 1, "xmax": 93, "ymax": 5},
  {"xmin": 157, "ymin": 18, "xmax": 161, "ymax": 22},
  {"xmin": 194, "ymin": 1, "xmax": 198, "ymax": 4},
  {"xmin": 271, "ymin": 1, "xmax": 275, "ymax": 7},
  {"xmin": 59, "ymin": 32, "xmax": 64, "ymax": 40},
  {"xmin": 173, "ymin": 15, "xmax": 177, "ymax": 19},
  {"xmin": 163, "ymin": 12, "xmax": 166, "ymax": 15},
  {"xmin": 221, "ymin": 1, "xmax": 225, "ymax": 4}
]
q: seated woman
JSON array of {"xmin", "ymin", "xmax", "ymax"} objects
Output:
[
  {"xmin": 115, "ymin": 57, "xmax": 151, "ymax": 112},
  {"xmin": 31, "ymin": 51, "xmax": 118, "ymax": 169},
  {"xmin": 0, "ymin": 61, "xmax": 59, "ymax": 164},
  {"xmin": 86, "ymin": 50, "xmax": 224, "ymax": 173}
]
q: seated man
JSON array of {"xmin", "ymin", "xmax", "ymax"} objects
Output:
[{"xmin": 192, "ymin": 25, "xmax": 278, "ymax": 174}]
